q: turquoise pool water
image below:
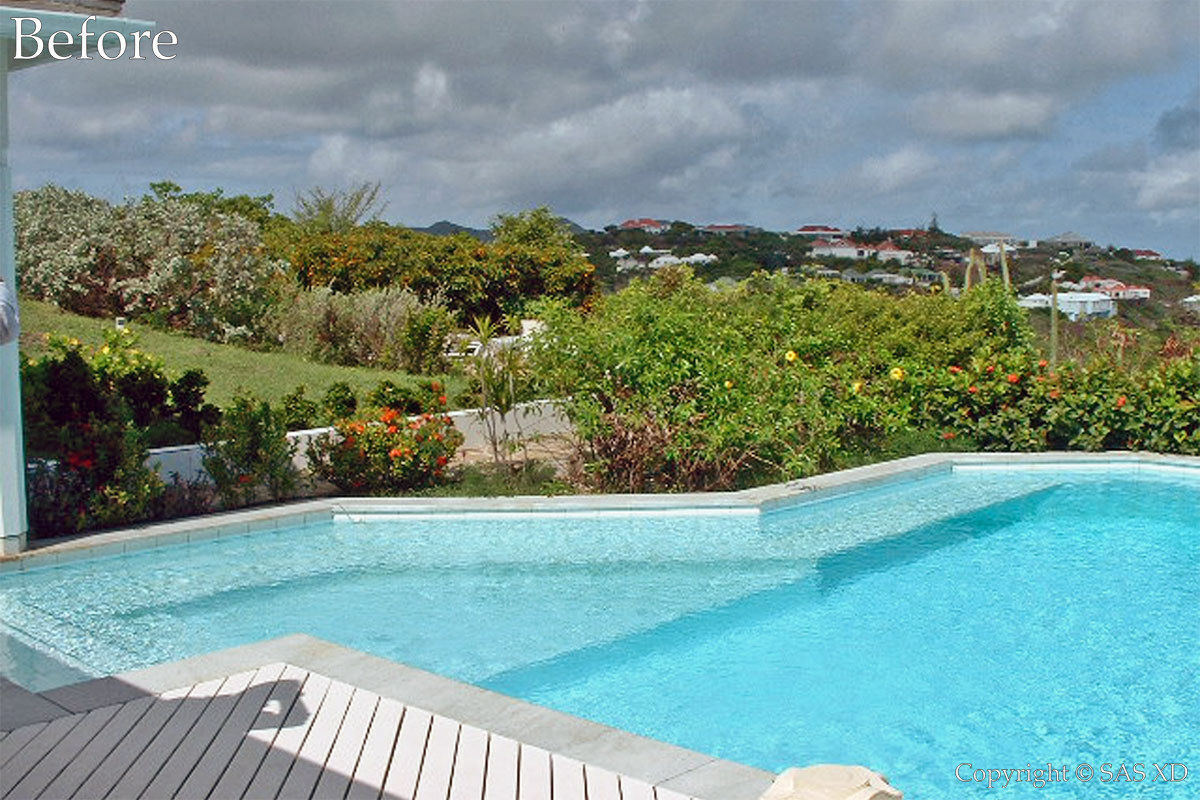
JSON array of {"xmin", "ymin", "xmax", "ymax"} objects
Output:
[{"xmin": 1, "ymin": 466, "xmax": 1196, "ymax": 798}]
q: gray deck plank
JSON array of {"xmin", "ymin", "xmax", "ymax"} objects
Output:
[
  {"xmin": 482, "ymin": 734, "xmax": 519, "ymax": 800},
  {"xmin": 71, "ymin": 684, "xmax": 192, "ymax": 799},
  {"xmin": 448, "ymin": 723, "xmax": 488, "ymax": 800},
  {"xmin": 2, "ymin": 704, "xmax": 118, "ymax": 800},
  {"xmin": 517, "ymin": 744, "xmax": 551, "ymax": 800},
  {"xmin": 346, "ymin": 696, "xmax": 405, "ymax": 800},
  {"xmin": 656, "ymin": 787, "xmax": 698, "ymax": 800},
  {"xmin": 584, "ymin": 764, "xmax": 622, "ymax": 800},
  {"xmin": 0, "ymin": 723, "xmax": 46, "ymax": 769},
  {"xmin": 0, "ymin": 712, "xmax": 85, "ymax": 797},
  {"xmin": 243, "ymin": 671, "xmax": 332, "ymax": 799},
  {"xmin": 149, "ymin": 663, "xmax": 284, "ymax": 800},
  {"xmin": 37, "ymin": 695, "xmax": 155, "ymax": 799},
  {"xmin": 207, "ymin": 664, "xmax": 309, "ymax": 800},
  {"xmin": 382, "ymin": 705, "xmax": 431, "ymax": 800},
  {"xmin": 550, "ymin": 753, "xmax": 587, "ymax": 800},
  {"xmin": 278, "ymin": 676, "xmax": 355, "ymax": 800},
  {"xmin": 102, "ymin": 673, "xmax": 229, "ymax": 799},
  {"xmin": 414, "ymin": 713, "xmax": 459, "ymax": 800},
  {"xmin": 313, "ymin": 687, "xmax": 380, "ymax": 800}
]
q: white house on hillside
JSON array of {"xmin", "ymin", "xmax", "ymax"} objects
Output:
[{"xmin": 1018, "ymin": 292, "xmax": 1116, "ymax": 321}]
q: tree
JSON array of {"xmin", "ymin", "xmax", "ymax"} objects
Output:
[
  {"xmin": 293, "ymin": 182, "xmax": 387, "ymax": 233},
  {"xmin": 490, "ymin": 206, "xmax": 578, "ymax": 249}
]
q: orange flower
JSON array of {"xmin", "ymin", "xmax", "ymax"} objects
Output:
[
  {"xmin": 1038, "ymin": 359, "xmax": 1048, "ymax": 368},
  {"xmin": 968, "ymin": 385, "xmax": 979, "ymax": 394},
  {"xmin": 1007, "ymin": 373, "xmax": 1020, "ymax": 384},
  {"xmin": 387, "ymin": 425, "xmax": 398, "ymax": 434},
  {"xmin": 941, "ymin": 431, "xmax": 956, "ymax": 440},
  {"xmin": 948, "ymin": 365, "xmax": 962, "ymax": 374},
  {"xmin": 436, "ymin": 455, "xmax": 448, "ymax": 467},
  {"xmin": 389, "ymin": 447, "xmax": 404, "ymax": 458},
  {"xmin": 1049, "ymin": 389, "xmax": 1061, "ymax": 399},
  {"xmin": 380, "ymin": 408, "xmax": 399, "ymax": 424},
  {"xmin": 1116, "ymin": 395, "xmax": 1127, "ymax": 409},
  {"xmin": 438, "ymin": 395, "xmax": 447, "ymax": 405}
]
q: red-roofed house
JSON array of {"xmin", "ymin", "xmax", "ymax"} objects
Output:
[
  {"xmin": 1132, "ymin": 249, "xmax": 1162, "ymax": 261},
  {"xmin": 1079, "ymin": 276, "xmax": 1150, "ymax": 300},
  {"xmin": 794, "ymin": 224, "xmax": 846, "ymax": 238},
  {"xmin": 619, "ymin": 218, "xmax": 669, "ymax": 234}
]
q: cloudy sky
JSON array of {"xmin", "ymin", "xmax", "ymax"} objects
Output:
[{"xmin": 8, "ymin": 0, "xmax": 1200, "ymax": 257}]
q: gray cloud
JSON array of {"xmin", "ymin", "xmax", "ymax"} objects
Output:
[{"xmin": 6, "ymin": 0, "xmax": 1198, "ymax": 256}]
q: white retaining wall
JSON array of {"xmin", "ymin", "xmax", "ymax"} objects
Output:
[{"xmin": 146, "ymin": 400, "xmax": 573, "ymax": 484}]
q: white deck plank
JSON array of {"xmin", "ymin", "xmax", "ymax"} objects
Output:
[
  {"xmin": 550, "ymin": 753, "xmax": 587, "ymax": 800},
  {"xmin": 207, "ymin": 663, "xmax": 309, "ymax": 800},
  {"xmin": 71, "ymin": 684, "xmax": 192, "ymax": 799},
  {"xmin": 37, "ymin": 695, "xmax": 155, "ymax": 799},
  {"xmin": 447, "ymin": 723, "xmax": 488, "ymax": 800},
  {"xmin": 0, "ymin": 712, "xmax": 85, "ymax": 797},
  {"xmin": 517, "ymin": 744, "xmax": 552, "ymax": 800},
  {"xmin": 0, "ymin": 722, "xmax": 47, "ymax": 768},
  {"xmin": 414, "ymin": 713, "xmax": 459, "ymax": 800},
  {"xmin": 382, "ymin": 705, "xmax": 432, "ymax": 800},
  {"xmin": 620, "ymin": 775, "xmax": 658, "ymax": 800},
  {"xmin": 150, "ymin": 663, "xmax": 284, "ymax": 799},
  {"xmin": 482, "ymin": 734, "xmax": 519, "ymax": 800},
  {"xmin": 278, "ymin": 676, "xmax": 356, "ymax": 800},
  {"xmin": 2, "ymin": 704, "xmax": 119, "ymax": 800},
  {"xmin": 313, "ymin": 687, "xmax": 380, "ymax": 800},
  {"xmin": 242, "ymin": 670, "xmax": 332, "ymax": 799},
  {"xmin": 347, "ymin": 696, "xmax": 405, "ymax": 800},
  {"xmin": 102, "ymin": 673, "xmax": 231, "ymax": 799},
  {"xmin": 583, "ymin": 763, "xmax": 623, "ymax": 800}
]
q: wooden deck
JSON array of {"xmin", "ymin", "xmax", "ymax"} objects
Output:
[{"xmin": 0, "ymin": 663, "xmax": 699, "ymax": 800}]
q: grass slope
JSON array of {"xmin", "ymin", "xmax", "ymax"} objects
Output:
[{"xmin": 17, "ymin": 298, "xmax": 458, "ymax": 408}]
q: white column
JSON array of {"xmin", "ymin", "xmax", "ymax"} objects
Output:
[{"xmin": 1, "ymin": 51, "xmax": 29, "ymax": 554}]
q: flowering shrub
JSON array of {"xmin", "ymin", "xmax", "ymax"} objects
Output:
[
  {"xmin": 307, "ymin": 390, "xmax": 463, "ymax": 493},
  {"xmin": 16, "ymin": 185, "xmax": 285, "ymax": 343},
  {"xmin": 533, "ymin": 268, "xmax": 1200, "ymax": 492},
  {"xmin": 22, "ymin": 329, "xmax": 219, "ymax": 454}
]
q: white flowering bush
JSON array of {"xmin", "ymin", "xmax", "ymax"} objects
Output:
[{"xmin": 16, "ymin": 185, "xmax": 286, "ymax": 343}]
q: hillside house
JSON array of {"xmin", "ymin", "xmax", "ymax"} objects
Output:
[
  {"xmin": 1079, "ymin": 276, "xmax": 1151, "ymax": 301},
  {"xmin": 794, "ymin": 224, "xmax": 846, "ymax": 238},
  {"xmin": 1132, "ymin": 249, "xmax": 1162, "ymax": 261},
  {"xmin": 964, "ymin": 231, "xmax": 1018, "ymax": 247},
  {"xmin": 618, "ymin": 218, "xmax": 669, "ymax": 234},
  {"xmin": 1018, "ymin": 292, "xmax": 1116, "ymax": 320}
]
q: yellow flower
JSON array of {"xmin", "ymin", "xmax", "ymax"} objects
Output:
[
  {"xmin": 100, "ymin": 345, "xmax": 110, "ymax": 354},
  {"xmin": 890, "ymin": 367, "xmax": 906, "ymax": 381},
  {"xmin": 69, "ymin": 338, "xmax": 81, "ymax": 346},
  {"xmin": 851, "ymin": 380, "xmax": 864, "ymax": 394},
  {"xmin": 724, "ymin": 379, "xmax": 734, "ymax": 389},
  {"xmin": 785, "ymin": 350, "xmax": 798, "ymax": 363}
]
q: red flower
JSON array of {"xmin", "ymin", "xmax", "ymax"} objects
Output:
[
  {"xmin": 438, "ymin": 395, "xmax": 447, "ymax": 405},
  {"xmin": 1038, "ymin": 359, "xmax": 1048, "ymax": 368},
  {"xmin": 1116, "ymin": 395, "xmax": 1127, "ymax": 409},
  {"xmin": 380, "ymin": 408, "xmax": 399, "ymax": 424},
  {"xmin": 436, "ymin": 455, "xmax": 447, "ymax": 467},
  {"xmin": 942, "ymin": 431, "xmax": 956, "ymax": 440},
  {"xmin": 948, "ymin": 365, "xmax": 962, "ymax": 374},
  {"xmin": 430, "ymin": 381, "xmax": 442, "ymax": 393},
  {"xmin": 1007, "ymin": 373, "xmax": 1020, "ymax": 384},
  {"xmin": 968, "ymin": 385, "xmax": 979, "ymax": 394},
  {"xmin": 986, "ymin": 365, "xmax": 995, "ymax": 374},
  {"xmin": 1049, "ymin": 389, "xmax": 1061, "ymax": 399},
  {"xmin": 237, "ymin": 474, "xmax": 254, "ymax": 485}
]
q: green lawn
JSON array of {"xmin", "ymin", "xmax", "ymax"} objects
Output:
[{"xmin": 17, "ymin": 298, "xmax": 461, "ymax": 408}]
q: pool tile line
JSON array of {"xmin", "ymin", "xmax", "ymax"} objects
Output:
[{"xmin": 1, "ymin": 451, "xmax": 1197, "ymax": 574}]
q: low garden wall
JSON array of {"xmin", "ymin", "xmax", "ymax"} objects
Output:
[{"xmin": 144, "ymin": 400, "xmax": 573, "ymax": 483}]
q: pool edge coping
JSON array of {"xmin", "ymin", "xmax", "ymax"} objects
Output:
[{"xmin": 3, "ymin": 450, "xmax": 1197, "ymax": 573}]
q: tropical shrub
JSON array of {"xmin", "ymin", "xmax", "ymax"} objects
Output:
[
  {"xmin": 22, "ymin": 329, "xmax": 219, "ymax": 453},
  {"xmin": 269, "ymin": 284, "xmax": 453, "ymax": 373},
  {"xmin": 307, "ymin": 392, "xmax": 463, "ymax": 494},
  {"xmin": 322, "ymin": 381, "xmax": 358, "ymax": 420},
  {"xmin": 15, "ymin": 185, "xmax": 286, "ymax": 343},
  {"xmin": 278, "ymin": 385, "xmax": 325, "ymax": 431},
  {"xmin": 532, "ymin": 268, "xmax": 1199, "ymax": 492},
  {"xmin": 201, "ymin": 393, "xmax": 299, "ymax": 509}
]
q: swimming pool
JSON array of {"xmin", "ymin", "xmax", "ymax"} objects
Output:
[{"xmin": 1, "ymin": 457, "xmax": 1197, "ymax": 798}]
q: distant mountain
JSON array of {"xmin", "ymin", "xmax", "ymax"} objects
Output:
[
  {"xmin": 415, "ymin": 221, "xmax": 492, "ymax": 241},
  {"xmin": 413, "ymin": 217, "xmax": 592, "ymax": 241}
]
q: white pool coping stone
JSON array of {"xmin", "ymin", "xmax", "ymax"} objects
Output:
[{"xmin": 2, "ymin": 451, "xmax": 1197, "ymax": 574}]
